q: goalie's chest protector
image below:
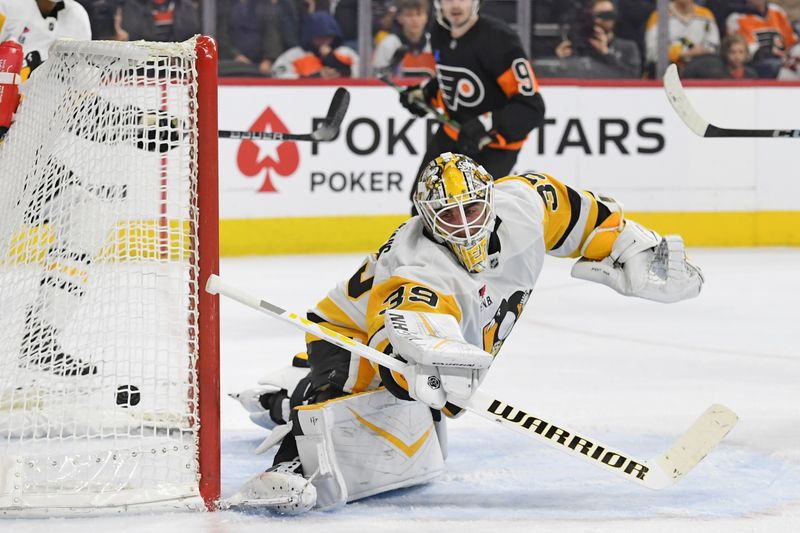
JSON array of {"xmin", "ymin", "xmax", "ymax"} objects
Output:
[
  {"xmin": 380, "ymin": 185, "xmax": 546, "ymax": 356},
  {"xmin": 466, "ymin": 185, "xmax": 546, "ymax": 355}
]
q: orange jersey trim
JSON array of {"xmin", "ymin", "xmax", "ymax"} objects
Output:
[
  {"xmin": 293, "ymin": 54, "xmax": 324, "ymax": 77},
  {"xmin": 333, "ymin": 50, "xmax": 354, "ymax": 66},
  {"xmin": 731, "ymin": 8, "xmax": 798, "ymax": 49},
  {"xmin": 400, "ymin": 52, "xmax": 436, "ymax": 77}
]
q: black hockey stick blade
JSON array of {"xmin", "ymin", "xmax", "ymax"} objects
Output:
[
  {"xmin": 664, "ymin": 64, "xmax": 800, "ymax": 138},
  {"xmin": 311, "ymin": 87, "xmax": 350, "ymax": 142},
  {"xmin": 219, "ymin": 88, "xmax": 350, "ymax": 142}
]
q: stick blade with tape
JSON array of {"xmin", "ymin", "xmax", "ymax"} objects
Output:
[{"xmin": 312, "ymin": 87, "xmax": 350, "ymax": 141}]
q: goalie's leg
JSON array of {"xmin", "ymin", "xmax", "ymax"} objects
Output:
[
  {"xmin": 228, "ymin": 388, "xmax": 445, "ymax": 513},
  {"xmin": 227, "ymin": 341, "xmax": 445, "ymax": 513}
]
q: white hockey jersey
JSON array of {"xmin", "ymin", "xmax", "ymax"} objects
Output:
[
  {"xmin": 0, "ymin": 0, "xmax": 91, "ymax": 77},
  {"xmin": 306, "ymin": 172, "xmax": 625, "ymax": 413}
]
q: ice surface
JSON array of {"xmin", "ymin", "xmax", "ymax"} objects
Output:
[{"xmin": 7, "ymin": 248, "xmax": 800, "ymax": 532}]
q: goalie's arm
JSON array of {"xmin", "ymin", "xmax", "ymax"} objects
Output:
[
  {"xmin": 496, "ymin": 173, "xmax": 703, "ymax": 303},
  {"xmin": 364, "ymin": 277, "xmax": 472, "ymax": 417}
]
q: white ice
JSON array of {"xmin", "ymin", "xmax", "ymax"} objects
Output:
[{"xmin": 7, "ymin": 248, "xmax": 800, "ymax": 532}]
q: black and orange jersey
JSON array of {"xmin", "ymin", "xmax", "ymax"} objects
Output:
[
  {"xmin": 272, "ymin": 45, "xmax": 359, "ymax": 79},
  {"xmin": 726, "ymin": 4, "xmax": 798, "ymax": 55},
  {"xmin": 304, "ymin": 173, "xmax": 626, "ymax": 415},
  {"xmin": 372, "ymin": 32, "xmax": 436, "ymax": 78},
  {"xmin": 421, "ymin": 15, "xmax": 545, "ymax": 150}
]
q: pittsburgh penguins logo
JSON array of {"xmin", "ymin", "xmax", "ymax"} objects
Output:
[
  {"xmin": 436, "ymin": 65, "xmax": 485, "ymax": 111},
  {"xmin": 482, "ymin": 289, "xmax": 531, "ymax": 355}
]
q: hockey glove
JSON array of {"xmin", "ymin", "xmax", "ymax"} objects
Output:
[
  {"xmin": 383, "ymin": 310, "xmax": 493, "ymax": 410},
  {"xmin": 456, "ymin": 117, "xmax": 494, "ymax": 156},
  {"xmin": 571, "ymin": 220, "xmax": 704, "ymax": 303},
  {"xmin": 399, "ymin": 85, "xmax": 429, "ymax": 118}
]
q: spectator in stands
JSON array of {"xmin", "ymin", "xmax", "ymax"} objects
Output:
[
  {"xmin": 296, "ymin": 0, "xmax": 330, "ymax": 13},
  {"xmin": 217, "ymin": 0, "xmax": 299, "ymax": 76},
  {"xmin": 721, "ymin": 33, "xmax": 760, "ymax": 77},
  {"xmin": 120, "ymin": 0, "xmax": 200, "ymax": 42},
  {"xmin": 726, "ymin": 0, "xmax": 799, "ymax": 78},
  {"xmin": 374, "ymin": 2, "xmax": 398, "ymax": 46},
  {"xmin": 271, "ymin": 11, "xmax": 359, "ymax": 78},
  {"xmin": 333, "ymin": 0, "xmax": 359, "ymax": 49},
  {"xmin": 529, "ymin": 0, "xmax": 582, "ymax": 59},
  {"xmin": 76, "ymin": 0, "xmax": 128, "ymax": 40},
  {"xmin": 554, "ymin": 0, "xmax": 642, "ymax": 78},
  {"xmin": 683, "ymin": 32, "xmax": 760, "ymax": 78},
  {"xmin": 615, "ymin": 0, "xmax": 655, "ymax": 61},
  {"xmin": 373, "ymin": 0, "xmax": 436, "ymax": 78},
  {"xmin": 704, "ymin": 0, "xmax": 735, "ymax": 39},
  {"xmin": 644, "ymin": 0, "xmax": 720, "ymax": 76},
  {"xmin": 334, "ymin": 0, "xmax": 396, "ymax": 51}
]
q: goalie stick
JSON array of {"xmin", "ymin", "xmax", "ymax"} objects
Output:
[
  {"xmin": 218, "ymin": 87, "xmax": 350, "ymax": 142},
  {"xmin": 663, "ymin": 63, "xmax": 800, "ymax": 138},
  {"xmin": 206, "ymin": 274, "xmax": 738, "ymax": 490}
]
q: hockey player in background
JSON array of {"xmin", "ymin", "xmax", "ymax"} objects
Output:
[
  {"xmin": 0, "ymin": 0, "xmax": 96, "ymax": 376},
  {"xmin": 0, "ymin": 0, "xmax": 179, "ymax": 377},
  {"xmin": 229, "ymin": 152, "xmax": 705, "ymax": 514},
  {"xmin": 398, "ymin": 0, "xmax": 545, "ymax": 205},
  {"xmin": 0, "ymin": 0, "xmax": 91, "ymax": 80}
]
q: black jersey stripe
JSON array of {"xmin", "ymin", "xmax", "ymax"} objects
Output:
[
  {"xmin": 551, "ymin": 186, "xmax": 583, "ymax": 251},
  {"xmin": 307, "ymin": 312, "xmax": 326, "ymax": 323},
  {"xmin": 594, "ymin": 199, "xmax": 613, "ymax": 228}
]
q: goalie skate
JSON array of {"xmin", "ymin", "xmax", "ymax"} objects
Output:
[{"xmin": 223, "ymin": 459, "xmax": 316, "ymax": 514}]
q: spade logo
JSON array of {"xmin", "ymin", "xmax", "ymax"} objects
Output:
[{"xmin": 236, "ymin": 107, "xmax": 300, "ymax": 193}]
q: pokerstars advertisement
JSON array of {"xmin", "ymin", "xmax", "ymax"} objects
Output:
[{"xmin": 217, "ymin": 82, "xmax": 800, "ymax": 219}]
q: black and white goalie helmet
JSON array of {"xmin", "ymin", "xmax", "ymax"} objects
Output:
[{"xmin": 413, "ymin": 152, "xmax": 495, "ymax": 273}]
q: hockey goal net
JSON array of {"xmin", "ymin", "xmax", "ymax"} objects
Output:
[{"xmin": 0, "ymin": 36, "xmax": 219, "ymax": 513}]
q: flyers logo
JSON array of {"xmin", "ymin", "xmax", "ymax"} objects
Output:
[
  {"xmin": 237, "ymin": 107, "xmax": 299, "ymax": 193},
  {"xmin": 436, "ymin": 65, "xmax": 485, "ymax": 110}
]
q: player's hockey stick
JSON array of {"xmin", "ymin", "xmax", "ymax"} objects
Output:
[
  {"xmin": 663, "ymin": 63, "xmax": 800, "ymax": 138},
  {"xmin": 206, "ymin": 274, "xmax": 737, "ymax": 490},
  {"xmin": 218, "ymin": 87, "xmax": 350, "ymax": 142},
  {"xmin": 379, "ymin": 74, "xmax": 462, "ymax": 132},
  {"xmin": 380, "ymin": 75, "xmax": 495, "ymax": 150}
]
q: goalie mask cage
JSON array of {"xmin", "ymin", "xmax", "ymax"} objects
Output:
[{"xmin": 0, "ymin": 36, "xmax": 220, "ymax": 514}]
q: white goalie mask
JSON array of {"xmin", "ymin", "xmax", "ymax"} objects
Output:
[
  {"xmin": 413, "ymin": 153, "xmax": 495, "ymax": 273},
  {"xmin": 433, "ymin": 0, "xmax": 481, "ymax": 30}
]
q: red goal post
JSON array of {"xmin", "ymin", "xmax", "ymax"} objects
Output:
[{"xmin": 196, "ymin": 34, "xmax": 221, "ymax": 512}]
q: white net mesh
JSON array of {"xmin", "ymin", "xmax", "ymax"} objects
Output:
[{"xmin": 0, "ymin": 37, "xmax": 207, "ymax": 512}]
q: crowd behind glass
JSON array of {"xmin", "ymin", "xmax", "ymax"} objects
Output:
[{"xmin": 75, "ymin": 0, "xmax": 800, "ymax": 80}]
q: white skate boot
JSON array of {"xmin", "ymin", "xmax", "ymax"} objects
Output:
[{"xmin": 223, "ymin": 459, "xmax": 316, "ymax": 514}]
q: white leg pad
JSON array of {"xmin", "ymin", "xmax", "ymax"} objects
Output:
[{"xmin": 295, "ymin": 388, "xmax": 445, "ymax": 509}]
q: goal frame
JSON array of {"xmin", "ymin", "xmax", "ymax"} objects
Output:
[{"xmin": 195, "ymin": 35, "xmax": 221, "ymax": 511}]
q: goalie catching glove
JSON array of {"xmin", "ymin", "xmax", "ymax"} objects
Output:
[
  {"xmin": 571, "ymin": 220, "xmax": 704, "ymax": 303},
  {"xmin": 383, "ymin": 310, "xmax": 493, "ymax": 410}
]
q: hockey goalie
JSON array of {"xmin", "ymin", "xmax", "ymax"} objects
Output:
[{"xmin": 229, "ymin": 152, "xmax": 705, "ymax": 514}]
